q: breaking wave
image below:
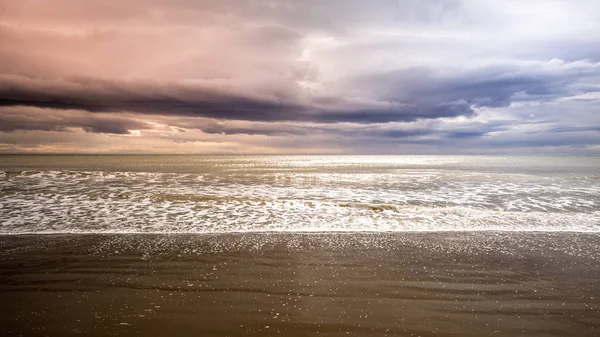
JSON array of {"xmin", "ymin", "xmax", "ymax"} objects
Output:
[{"xmin": 1, "ymin": 164, "xmax": 599, "ymax": 234}]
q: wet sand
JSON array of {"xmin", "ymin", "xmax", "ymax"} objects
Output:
[{"xmin": 0, "ymin": 232, "xmax": 599, "ymax": 336}]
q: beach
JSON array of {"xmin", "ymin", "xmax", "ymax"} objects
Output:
[
  {"xmin": 2, "ymin": 0, "xmax": 600, "ymax": 333},
  {"xmin": 1, "ymin": 155, "xmax": 600, "ymax": 336},
  {"xmin": 1, "ymin": 232, "xmax": 599, "ymax": 336}
]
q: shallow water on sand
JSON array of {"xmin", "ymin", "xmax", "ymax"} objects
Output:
[{"xmin": 1, "ymin": 233, "xmax": 599, "ymax": 337}]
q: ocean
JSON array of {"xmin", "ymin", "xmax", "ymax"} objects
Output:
[
  {"xmin": 1, "ymin": 155, "xmax": 599, "ymax": 233},
  {"xmin": 1, "ymin": 155, "xmax": 599, "ymax": 336}
]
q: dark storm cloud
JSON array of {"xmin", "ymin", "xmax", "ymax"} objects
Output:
[
  {"xmin": 3, "ymin": 61, "xmax": 596, "ymax": 125},
  {"xmin": 354, "ymin": 63, "xmax": 600, "ymax": 111},
  {"xmin": 0, "ymin": 75, "xmax": 477, "ymax": 123},
  {"xmin": 0, "ymin": 108, "xmax": 149, "ymax": 134},
  {"xmin": 177, "ymin": 117, "xmax": 515, "ymax": 142}
]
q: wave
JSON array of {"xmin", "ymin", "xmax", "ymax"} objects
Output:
[
  {"xmin": 1, "ymin": 199, "xmax": 598, "ymax": 234},
  {"xmin": 2, "ymin": 168, "xmax": 600, "ymax": 234}
]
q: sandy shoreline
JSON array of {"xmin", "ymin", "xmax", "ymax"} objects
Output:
[{"xmin": 1, "ymin": 232, "xmax": 599, "ymax": 336}]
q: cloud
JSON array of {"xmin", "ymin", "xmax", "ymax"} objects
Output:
[
  {"xmin": 0, "ymin": 0, "xmax": 599, "ymax": 153},
  {"xmin": 2, "ymin": 58, "xmax": 597, "ymax": 125},
  {"xmin": 0, "ymin": 74, "xmax": 478, "ymax": 123},
  {"xmin": 0, "ymin": 107, "xmax": 149, "ymax": 134},
  {"xmin": 353, "ymin": 60, "xmax": 600, "ymax": 107}
]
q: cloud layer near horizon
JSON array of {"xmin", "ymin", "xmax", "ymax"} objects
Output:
[{"xmin": 1, "ymin": 0, "xmax": 599, "ymax": 153}]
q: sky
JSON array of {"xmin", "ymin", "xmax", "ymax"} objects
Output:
[{"xmin": 0, "ymin": 0, "xmax": 599, "ymax": 154}]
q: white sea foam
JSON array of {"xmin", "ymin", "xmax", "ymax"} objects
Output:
[{"xmin": 1, "ymin": 157, "xmax": 599, "ymax": 234}]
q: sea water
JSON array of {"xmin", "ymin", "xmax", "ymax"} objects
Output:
[{"xmin": 1, "ymin": 155, "xmax": 599, "ymax": 234}]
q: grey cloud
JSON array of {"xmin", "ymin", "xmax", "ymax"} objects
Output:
[
  {"xmin": 169, "ymin": 116, "xmax": 514, "ymax": 142},
  {"xmin": 487, "ymin": 136, "xmax": 600, "ymax": 149},
  {"xmin": 169, "ymin": 118, "xmax": 314, "ymax": 136},
  {"xmin": 538, "ymin": 125, "xmax": 600, "ymax": 134},
  {"xmin": 517, "ymin": 39, "xmax": 600, "ymax": 63},
  {"xmin": 0, "ymin": 75, "xmax": 476, "ymax": 123},
  {"xmin": 0, "ymin": 108, "xmax": 149, "ymax": 134},
  {"xmin": 355, "ymin": 62, "xmax": 600, "ymax": 111}
]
